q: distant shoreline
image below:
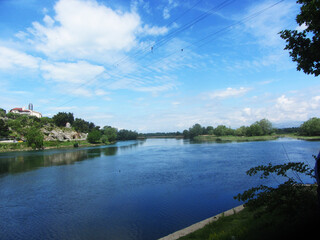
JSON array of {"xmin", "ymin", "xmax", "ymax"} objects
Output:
[
  {"xmin": 0, "ymin": 140, "xmax": 106, "ymax": 153},
  {"xmin": 193, "ymin": 134, "xmax": 320, "ymax": 143}
]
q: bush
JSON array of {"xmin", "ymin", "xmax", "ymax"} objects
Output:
[
  {"xmin": 52, "ymin": 112, "xmax": 74, "ymax": 127},
  {"xmin": 26, "ymin": 127, "xmax": 44, "ymax": 149},
  {"xmin": 234, "ymin": 161, "xmax": 316, "ymax": 217},
  {"xmin": 87, "ymin": 129, "xmax": 101, "ymax": 143},
  {"xmin": 299, "ymin": 117, "xmax": 320, "ymax": 136}
]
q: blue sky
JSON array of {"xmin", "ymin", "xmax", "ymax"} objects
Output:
[{"xmin": 0, "ymin": 0, "xmax": 319, "ymax": 132}]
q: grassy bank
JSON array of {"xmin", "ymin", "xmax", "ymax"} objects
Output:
[
  {"xmin": 0, "ymin": 140, "xmax": 105, "ymax": 152},
  {"xmin": 193, "ymin": 134, "xmax": 320, "ymax": 142},
  {"xmin": 179, "ymin": 185, "xmax": 319, "ymax": 240},
  {"xmin": 193, "ymin": 135, "xmax": 280, "ymax": 142},
  {"xmin": 179, "ymin": 206, "xmax": 318, "ymax": 240}
]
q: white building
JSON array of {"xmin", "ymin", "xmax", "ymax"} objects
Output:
[{"xmin": 10, "ymin": 107, "xmax": 42, "ymax": 118}]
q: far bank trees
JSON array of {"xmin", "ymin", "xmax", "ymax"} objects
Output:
[{"xmin": 183, "ymin": 119, "xmax": 274, "ymax": 139}]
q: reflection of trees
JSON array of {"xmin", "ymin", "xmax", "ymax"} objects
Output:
[
  {"xmin": 103, "ymin": 147, "xmax": 118, "ymax": 156},
  {"xmin": 0, "ymin": 150, "xmax": 89, "ymax": 175},
  {"xmin": 0, "ymin": 141, "xmax": 145, "ymax": 175},
  {"xmin": 43, "ymin": 150, "xmax": 88, "ymax": 165}
]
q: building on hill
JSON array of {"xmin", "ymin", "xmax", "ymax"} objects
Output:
[{"xmin": 10, "ymin": 104, "xmax": 42, "ymax": 118}]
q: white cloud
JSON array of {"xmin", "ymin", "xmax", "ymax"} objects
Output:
[
  {"xmin": 163, "ymin": 0, "xmax": 178, "ymax": 19},
  {"xmin": 242, "ymin": 1, "xmax": 297, "ymax": 47},
  {"xmin": 207, "ymin": 87, "xmax": 251, "ymax": 99},
  {"xmin": 41, "ymin": 61, "xmax": 105, "ymax": 84},
  {"xmin": 27, "ymin": 0, "xmax": 168, "ymax": 62},
  {"xmin": 0, "ymin": 46, "xmax": 39, "ymax": 69}
]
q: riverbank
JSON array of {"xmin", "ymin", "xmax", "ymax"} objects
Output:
[
  {"xmin": 193, "ymin": 135, "xmax": 279, "ymax": 142},
  {"xmin": 0, "ymin": 140, "xmax": 106, "ymax": 153},
  {"xmin": 159, "ymin": 205, "xmax": 244, "ymax": 240},
  {"xmin": 193, "ymin": 134, "xmax": 320, "ymax": 143}
]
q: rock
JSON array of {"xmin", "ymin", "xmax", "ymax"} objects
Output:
[{"xmin": 42, "ymin": 128, "xmax": 88, "ymax": 141}]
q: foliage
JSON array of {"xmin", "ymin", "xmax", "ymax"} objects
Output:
[
  {"xmin": 274, "ymin": 127, "xmax": 299, "ymax": 134},
  {"xmin": 52, "ymin": 112, "xmax": 74, "ymax": 127},
  {"xmin": 73, "ymin": 118, "xmax": 95, "ymax": 133},
  {"xmin": 234, "ymin": 161, "xmax": 315, "ymax": 216},
  {"xmin": 257, "ymin": 119, "xmax": 273, "ymax": 135},
  {"xmin": 87, "ymin": 129, "xmax": 102, "ymax": 143},
  {"xmin": 188, "ymin": 123, "xmax": 203, "ymax": 139},
  {"xmin": 0, "ymin": 108, "xmax": 6, "ymax": 117},
  {"xmin": 26, "ymin": 127, "xmax": 44, "ymax": 149},
  {"xmin": 214, "ymin": 125, "xmax": 234, "ymax": 136},
  {"xmin": 235, "ymin": 126, "xmax": 247, "ymax": 136},
  {"xmin": 280, "ymin": 0, "xmax": 320, "ymax": 76},
  {"xmin": 102, "ymin": 126, "xmax": 117, "ymax": 143},
  {"xmin": 117, "ymin": 129, "xmax": 138, "ymax": 140},
  {"xmin": 0, "ymin": 119, "xmax": 9, "ymax": 137},
  {"xmin": 183, "ymin": 119, "xmax": 274, "ymax": 139},
  {"xmin": 299, "ymin": 117, "xmax": 320, "ymax": 136}
]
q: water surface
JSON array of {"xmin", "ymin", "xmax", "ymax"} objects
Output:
[{"xmin": 0, "ymin": 138, "xmax": 318, "ymax": 240}]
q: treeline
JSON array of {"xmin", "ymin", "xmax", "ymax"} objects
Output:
[
  {"xmin": 0, "ymin": 109, "xmax": 138, "ymax": 148},
  {"xmin": 142, "ymin": 132, "xmax": 183, "ymax": 137},
  {"xmin": 183, "ymin": 119, "xmax": 274, "ymax": 140},
  {"xmin": 45, "ymin": 112, "xmax": 139, "ymax": 144},
  {"xmin": 183, "ymin": 117, "xmax": 320, "ymax": 140}
]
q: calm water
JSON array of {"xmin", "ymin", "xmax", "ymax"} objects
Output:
[{"xmin": 0, "ymin": 138, "xmax": 319, "ymax": 240}]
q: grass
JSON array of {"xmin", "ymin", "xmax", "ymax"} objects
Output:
[
  {"xmin": 179, "ymin": 185, "xmax": 319, "ymax": 240},
  {"xmin": 193, "ymin": 135, "xmax": 279, "ymax": 143},
  {"xmin": 0, "ymin": 140, "xmax": 104, "ymax": 152},
  {"xmin": 179, "ymin": 205, "xmax": 319, "ymax": 240}
]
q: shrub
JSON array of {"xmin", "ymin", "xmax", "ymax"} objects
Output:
[
  {"xmin": 87, "ymin": 129, "xmax": 101, "ymax": 143},
  {"xmin": 26, "ymin": 127, "xmax": 44, "ymax": 150}
]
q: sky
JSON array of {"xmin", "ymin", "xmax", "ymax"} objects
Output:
[{"xmin": 0, "ymin": 0, "xmax": 319, "ymax": 132}]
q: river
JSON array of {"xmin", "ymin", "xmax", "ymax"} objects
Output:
[{"xmin": 0, "ymin": 138, "xmax": 318, "ymax": 240}]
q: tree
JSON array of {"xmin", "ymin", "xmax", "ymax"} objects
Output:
[
  {"xmin": 52, "ymin": 112, "xmax": 74, "ymax": 127},
  {"xmin": 0, "ymin": 108, "xmax": 6, "ymax": 117},
  {"xmin": 206, "ymin": 126, "xmax": 214, "ymax": 135},
  {"xmin": 26, "ymin": 127, "xmax": 44, "ymax": 149},
  {"xmin": 183, "ymin": 130, "xmax": 190, "ymax": 139},
  {"xmin": 234, "ymin": 161, "xmax": 316, "ymax": 217},
  {"xmin": 188, "ymin": 123, "xmax": 203, "ymax": 139},
  {"xmin": 299, "ymin": 117, "xmax": 320, "ymax": 136},
  {"xmin": 87, "ymin": 129, "xmax": 101, "ymax": 143},
  {"xmin": 235, "ymin": 126, "xmax": 248, "ymax": 136},
  {"xmin": 102, "ymin": 126, "xmax": 117, "ymax": 143},
  {"xmin": 73, "ymin": 118, "xmax": 92, "ymax": 133},
  {"xmin": 280, "ymin": 0, "xmax": 320, "ymax": 76},
  {"xmin": 257, "ymin": 119, "xmax": 273, "ymax": 135},
  {"xmin": 117, "ymin": 129, "xmax": 138, "ymax": 140},
  {"xmin": 247, "ymin": 123, "xmax": 263, "ymax": 136},
  {"xmin": 0, "ymin": 119, "xmax": 9, "ymax": 137}
]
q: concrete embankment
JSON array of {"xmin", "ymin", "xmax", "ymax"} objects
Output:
[{"xmin": 158, "ymin": 205, "xmax": 244, "ymax": 240}]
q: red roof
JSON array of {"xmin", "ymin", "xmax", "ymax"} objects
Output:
[{"xmin": 10, "ymin": 108, "xmax": 30, "ymax": 112}]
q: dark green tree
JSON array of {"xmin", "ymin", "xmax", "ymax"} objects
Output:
[
  {"xmin": 246, "ymin": 122, "xmax": 263, "ymax": 136},
  {"xmin": 235, "ymin": 126, "xmax": 248, "ymax": 136},
  {"xmin": 257, "ymin": 119, "xmax": 273, "ymax": 135},
  {"xmin": 299, "ymin": 117, "xmax": 320, "ymax": 136},
  {"xmin": 0, "ymin": 119, "xmax": 9, "ymax": 137},
  {"xmin": 87, "ymin": 129, "xmax": 101, "ymax": 143},
  {"xmin": 183, "ymin": 129, "xmax": 190, "ymax": 139},
  {"xmin": 117, "ymin": 129, "xmax": 138, "ymax": 140},
  {"xmin": 52, "ymin": 112, "xmax": 74, "ymax": 127},
  {"xmin": 26, "ymin": 127, "xmax": 44, "ymax": 149},
  {"xmin": 234, "ymin": 161, "xmax": 316, "ymax": 217},
  {"xmin": 102, "ymin": 126, "xmax": 118, "ymax": 143},
  {"xmin": 280, "ymin": 0, "xmax": 320, "ymax": 76},
  {"xmin": 188, "ymin": 123, "xmax": 203, "ymax": 139},
  {"xmin": 72, "ymin": 118, "xmax": 94, "ymax": 133},
  {"xmin": 0, "ymin": 108, "xmax": 6, "ymax": 117}
]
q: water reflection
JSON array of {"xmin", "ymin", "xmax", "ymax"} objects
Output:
[{"xmin": 0, "ymin": 140, "xmax": 144, "ymax": 175}]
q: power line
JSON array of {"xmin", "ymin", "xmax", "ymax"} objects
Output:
[{"xmin": 56, "ymin": 0, "xmax": 284, "ymax": 108}]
